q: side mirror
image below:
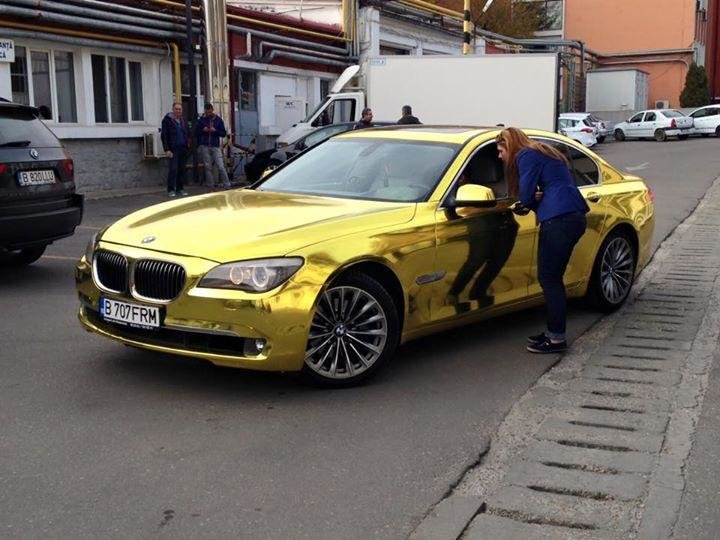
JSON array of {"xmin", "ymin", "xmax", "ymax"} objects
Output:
[{"xmin": 454, "ymin": 184, "xmax": 497, "ymax": 208}]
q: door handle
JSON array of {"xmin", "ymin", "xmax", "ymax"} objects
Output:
[{"xmin": 587, "ymin": 192, "xmax": 601, "ymax": 203}]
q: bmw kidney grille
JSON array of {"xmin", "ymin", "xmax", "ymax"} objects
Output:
[{"xmin": 94, "ymin": 250, "xmax": 185, "ymax": 301}]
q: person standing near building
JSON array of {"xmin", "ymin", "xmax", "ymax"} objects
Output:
[
  {"xmin": 353, "ymin": 108, "xmax": 374, "ymax": 130},
  {"xmin": 495, "ymin": 127, "xmax": 589, "ymax": 354},
  {"xmin": 397, "ymin": 105, "xmax": 421, "ymax": 124},
  {"xmin": 161, "ymin": 102, "xmax": 191, "ymax": 197},
  {"xmin": 196, "ymin": 102, "xmax": 231, "ymax": 190}
]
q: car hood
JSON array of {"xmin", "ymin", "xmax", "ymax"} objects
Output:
[{"xmin": 101, "ymin": 189, "xmax": 416, "ymax": 262}]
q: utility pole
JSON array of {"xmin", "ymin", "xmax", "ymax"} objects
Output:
[
  {"xmin": 462, "ymin": 0, "xmax": 472, "ymax": 55},
  {"xmin": 185, "ymin": 0, "xmax": 199, "ymax": 182}
]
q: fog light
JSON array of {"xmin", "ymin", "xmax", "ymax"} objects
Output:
[{"xmin": 244, "ymin": 338, "xmax": 266, "ymax": 356}]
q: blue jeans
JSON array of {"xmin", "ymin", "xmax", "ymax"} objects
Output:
[
  {"xmin": 167, "ymin": 147, "xmax": 188, "ymax": 192},
  {"xmin": 537, "ymin": 212, "xmax": 587, "ymax": 341}
]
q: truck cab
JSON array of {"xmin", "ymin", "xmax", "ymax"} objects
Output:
[{"xmin": 277, "ymin": 66, "xmax": 364, "ymax": 146}]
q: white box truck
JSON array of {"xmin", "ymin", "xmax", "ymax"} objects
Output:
[{"xmin": 277, "ymin": 53, "xmax": 560, "ymax": 145}]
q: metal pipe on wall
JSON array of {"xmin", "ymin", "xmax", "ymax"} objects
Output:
[
  {"xmin": 258, "ymin": 41, "xmax": 355, "ymax": 62},
  {"xmin": 0, "ymin": 4, "xmax": 185, "ymax": 40},
  {"xmin": 5, "ymin": 0, "xmax": 191, "ymax": 33},
  {"xmin": 262, "ymin": 50, "xmax": 350, "ymax": 68},
  {"xmin": 227, "ymin": 24, "xmax": 351, "ymax": 56}
]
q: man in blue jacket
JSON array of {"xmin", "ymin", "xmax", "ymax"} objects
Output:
[
  {"xmin": 160, "ymin": 102, "xmax": 191, "ymax": 197},
  {"xmin": 196, "ymin": 102, "xmax": 231, "ymax": 190}
]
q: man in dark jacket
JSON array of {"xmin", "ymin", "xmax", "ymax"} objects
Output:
[
  {"xmin": 196, "ymin": 102, "xmax": 231, "ymax": 189},
  {"xmin": 353, "ymin": 108, "xmax": 374, "ymax": 130},
  {"xmin": 397, "ymin": 105, "xmax": 421, "ymax": 125},
  {"xmin": 160, "ymin": 102, "xmax": 191, "ymax": 196}
]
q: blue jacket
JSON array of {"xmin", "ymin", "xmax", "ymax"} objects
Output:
[
  {"xmin": 517, "ymin": 148, "xmax": 589, "ymax": 223},
  {"xmin": 196, "ymin": 114, "xmax": 227, "ymax": 147},
  {"xmin": 160, "ymin": 113, "xmax": 191, "ymax": 151}
]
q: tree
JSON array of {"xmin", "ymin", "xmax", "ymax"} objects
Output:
[
  {"xmin": 433, "ymin": 0, "xmax": 542, "ymax": 38},
  {"xmin": 680, "ymin": 62, "xmax": 710, "ymax": 108}
]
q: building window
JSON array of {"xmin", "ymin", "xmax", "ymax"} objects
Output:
[
  {"xmin": 129, "ymin": 61, "xmax": 144, "ymax": 121},
  {"xmin": 10, "ymin": 46, "xmax": 29, "ymax": 105},
  {"xmin": 239, "ymin": 70, "xmax": 257, "ymax": 111},
  {"xmin": 530, "ymin": 0, "xmax": 563, "ymax": 31},
  {"xmin": 320, "ymin": 79, "xmax": 330, "ymax": 101},
  {"xmin": 92, "ymin": 54, "xmax": 144, "ymax": 123},
  {"xmin": 54, "ymin": 51, "xmax": 77, "ymax": 123},
  {"xmin": 10, "ymin": 46, "xmax": 77, "ymax": 122}
]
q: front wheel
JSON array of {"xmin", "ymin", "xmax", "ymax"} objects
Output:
[
  {"xmin": 302, "ymin": 273, "xmax": 400, "ymax": 387},
  {"xmin": 586, "ymin": 231, "xmax": 636, "ymax": 313},
  {"xmin": 654, "ymin": 129, "xmax": 667, "ymax": 142},
  {"xmin": 614, "ymin": 129, "xmax": 625, "ymax": 141}
]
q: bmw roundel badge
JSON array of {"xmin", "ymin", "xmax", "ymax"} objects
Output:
[{"xmin": 29, "ymin": 148, "xmax": 39, "ymax": 159}]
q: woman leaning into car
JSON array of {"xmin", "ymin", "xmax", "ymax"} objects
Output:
[{"xmin": 495, "ymin": 127, "xmax": 589, "ymax": 354}]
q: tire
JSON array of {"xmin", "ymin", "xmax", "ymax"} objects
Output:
[
  {"xmin": 301, "ymin": 272, "xmax": 400, "ymax": 387},
  {"xmin": 716, "ymin": 126, "xmax": 720, "ymax": 137},
  {"xmin": 0, "ymin": 245, "xmax": 46, "ymax": 266},
  {"xmin": 586, "ymin": 231, "xmax": 636, "ymax": 313},
  {"xmin": 597, "ymin": 136, "xmax": 606, "ymax": 143},
  {"xmin": 614, "ymin": 129, "xmax": 625, "ymax": 141},
  {"xmin": 678, "ymin": 134, "xmax": 689, "ymax": 140},
  {"xmin": 654, "ymin": 129, "xmax": 667, "ymax": 142}
]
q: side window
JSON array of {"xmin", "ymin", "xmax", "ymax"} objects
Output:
[
  {"xmin": 709, "ymin": 108, "xmax": 720, "ymax": 117},
  {"xmin": 558, "ymin": 118, "xmax": 569, "ymax": 129},
  {"xmin": 691, "ymin": 109, "xmax": 706, "ymax": 119},
  {"xmin": 446, "ymin": 142, "xmax": 507, "ymax": 203},
  {"xmin": 629, "ymin": 113, "xmax": 644, "ymax": 123},
  {"xmin": 332, "ymin": 99, "xmax": 356, "ymax": 123},
  {"xmin": 645, "ymin": 112, "xmax": 656, "ymax": 121},
  {"xmin": 304, "ymin": 124, "xmax": 348, "ymax": 148},
  {"xmin": 539, "ymin": 138, "xmax": 600, "ymax": 187}
]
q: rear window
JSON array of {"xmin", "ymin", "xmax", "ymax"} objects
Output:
[
  {"xmin": 0, "ymin": 108, "xmax": 62, "ymax": 148},
  {"xmin": 662, "ymin": 110, "xmax": 684, "ymax": 118}
]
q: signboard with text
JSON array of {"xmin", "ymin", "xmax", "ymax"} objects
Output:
[{"xmin": 0, "ymin": 39, "xmax": 15, "ymax": 63}]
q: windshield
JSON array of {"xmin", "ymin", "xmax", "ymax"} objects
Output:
[
  {"xmin": 258, "ymin": 138, "xmax": 460, "ymax": 202},
  {"xmin": 304, "ymin": 97, "xmax": 331, "ymax": 123}
]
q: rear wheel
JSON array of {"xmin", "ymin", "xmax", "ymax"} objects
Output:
[
  {"xmin": 597, "ymin": 136, "xmax": 606, "ymax": 143},
  {"xmin": 586, "ymin": 231, "xmax": 636, "ymax": 313},
  {"xmin": 301, "ymin": 273, "xmax": 400, "ymax": 387},
  {"xmin": 0, "ymin": 245, "xmax": 46, "ymax": 266},
  {"xmin": 716, "ymin": 126, "xmax": 720, "ymax": 137},
  {"xmin": 654, "ymin": 129, "xmax": 667, "ymax": 142},
  {"xmin": 614, "ymin": 129, "xmax": 625, "ymax": 141}
]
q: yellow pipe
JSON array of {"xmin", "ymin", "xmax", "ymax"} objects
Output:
[
  {"xmin": 170, "ymin": 43, "xmax": 181, "ymax": 103},
  {"xmin": 396, "ymin": 0, "xmax": 464, "ymax": 20},
  {"xmin": 0, "ymin": 20, "xmax": 183, "ymax": 103},
  {"xmin": 462, "ymin": 0, "xmax": 471, "ymax": 55}
]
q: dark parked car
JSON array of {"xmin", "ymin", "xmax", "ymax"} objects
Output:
[
  {"xmin": 0, "ymin": 100, "xmax": 83, "ymax": 265},
  {"xmin": 244, "ymin": 121, "xmax": 393, "ymax": 182}
]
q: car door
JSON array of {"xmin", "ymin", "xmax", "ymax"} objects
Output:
[
  {"xmin": 527, "ymin": 137, "xmax": 606, "ymax": 297},
  {"xmin": 639, "ymin": 111, "xmax": 657, "ymax": 137},
  {"xmin": 432, "ymin": 141, "xmax": 537, "ymax": 320},
  {"xmin": 625, "ymin": 112, "xmax": 645, "ymax": 138}
]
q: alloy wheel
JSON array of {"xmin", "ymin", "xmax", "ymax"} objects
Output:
[
  {"xmin": 599, "ymin": 237, "xmax": 635, "ymax": 305},
  {"xmin": 304, "ymin": 285, "xmax": 388, "ymax": 380}
]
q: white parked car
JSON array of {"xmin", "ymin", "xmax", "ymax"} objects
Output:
[
  {"xmin": 688, "ymin": 105, "xmax": 720, "ymax": 137},
  {"xmin": 558, "ymin": 114, "xmax": 598, "ymax": 147},
  {"xmin": 586, "ymin": 113, "xmax": 610, "ymax": 142},
  {"xmin": 613, "ymin": 109, "xmax": 693, "ymax": 142}
]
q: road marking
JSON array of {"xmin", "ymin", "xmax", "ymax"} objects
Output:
[
  {"xmin": 626, "ymin": 162, "xmax": 650, "ymax": 172},
  {"xmin": 41, "ymin": 255, "xmax": 79, "ymax": 261}
]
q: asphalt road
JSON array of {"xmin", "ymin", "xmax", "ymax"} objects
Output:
[{"xmin": 1, "ymin": 138, "xmax": 719, "ymax": 539}]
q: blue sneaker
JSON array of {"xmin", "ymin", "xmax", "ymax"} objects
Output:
[
  {"xmin": 526, "ymin": 338, "xmax": 567, "ymax": 354},
  {"xmin": 527, "ymin": 332, "xmax": 547, "ymax": 345},
  {"xmin": 168, "ymin": 190, "xmax": 176, "ymax": 197}
]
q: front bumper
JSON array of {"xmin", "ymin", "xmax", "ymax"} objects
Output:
[{"xmin": 75, "ymin": 244, "xmax": 322, "ymax": 372}]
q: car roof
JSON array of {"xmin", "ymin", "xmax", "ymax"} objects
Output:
[{"xmin": 559, "ymin": 112, "xmax": 590, "ymax": 118}]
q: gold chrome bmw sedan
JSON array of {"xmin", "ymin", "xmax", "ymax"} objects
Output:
[{"xmin": 76, "ymin": 127, "xmax": 654, "ymax": 386}]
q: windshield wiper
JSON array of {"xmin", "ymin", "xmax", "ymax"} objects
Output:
[{"xmin": 0, "ymin": 140, "xmax": 32, "ymax": 148}]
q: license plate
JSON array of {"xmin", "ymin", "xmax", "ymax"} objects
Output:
[
  {"xmin": 99, "ymin": 297, "xmax": 161, "ymax": 329},
  {"xmin": 17, "ymin": 169, "xmax": 55, "ymax": 186}
]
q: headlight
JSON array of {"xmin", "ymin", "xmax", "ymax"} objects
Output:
[{"xmin": 198, "ymin": 257, "xmax": 304, "ymax": 292}]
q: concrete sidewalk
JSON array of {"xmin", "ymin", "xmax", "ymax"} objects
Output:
[{"xmin": 411, "ymin": 175, "xmax": 720, "ymax": 539}]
